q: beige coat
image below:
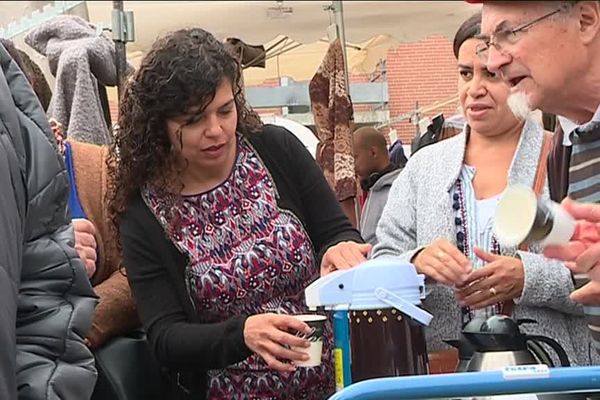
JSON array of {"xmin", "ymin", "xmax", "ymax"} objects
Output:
[{"xmin": 70, "ymin": 140, "xmax": 139, "ymax": 348}]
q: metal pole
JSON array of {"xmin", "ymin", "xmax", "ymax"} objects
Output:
[
  {"xmin": 332, "ymin": 1, "xmax": 350, "ymax": 91},
  {"xmin": 112, "ymin": 0, "xmax": 127, "ymax": 101},
  {"xmin": 414, "ymin": 100, "xmax": 421, "ymax": 138},
  {"xmin": 331, "ymin": 1, "xmax": 360, "ymax": 228}
]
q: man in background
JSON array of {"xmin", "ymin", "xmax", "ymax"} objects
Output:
[{"xmin": 353, "ymin": 127, "xmax": 402, "ymax": 246}]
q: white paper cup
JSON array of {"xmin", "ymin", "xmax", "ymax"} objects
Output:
[
  {"xmin": 291, "ymin": 314, "xmax": 326, "ymax": 367},
  {"xmin": 494, "ymin": 185, "xmax": 576, "ymax": 248}
]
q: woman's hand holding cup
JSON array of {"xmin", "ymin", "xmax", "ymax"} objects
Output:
[
  {"xmin": 243, "ymin": 313, "xmax": 312, "ymax": 372},
  {"xmin": 412, "ymin": 238, "xmax": 472, "ymax": 286}
]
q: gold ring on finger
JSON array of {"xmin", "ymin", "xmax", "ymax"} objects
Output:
[{"xmin": 489, "ymin": 287, "xmax": 497, "ymax": 296}]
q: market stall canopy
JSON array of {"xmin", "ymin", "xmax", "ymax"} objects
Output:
[
  {"xmin": 87, "ymin": 1, "xmax": 479, "ymax": 83},
  {"xmin": 1, "ymin": 1, "xmax": 480, "ymax": 93},
  {"xmin": 83, "ymin": 1, "xmax": 479, "ymax": 49}
]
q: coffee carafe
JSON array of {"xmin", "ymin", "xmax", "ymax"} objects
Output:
[
  {"xmin": 304, "ymin": 259, "xmax": 433, "ymax": 390},
  {"xmin": 456, "ymin": 315, "xmax": 570, "ymax": 372},
  {"xmin": 349, "ymin": 297, "xmax": 429, "ymax": 382}
]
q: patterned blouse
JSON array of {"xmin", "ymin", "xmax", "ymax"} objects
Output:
[{"xmin": 143, "ymin": 136, "xmax": 334, "ymax": 399}]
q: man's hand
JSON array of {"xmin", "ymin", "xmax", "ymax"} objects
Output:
[
  {"xmin": 543, "ymin": 198, "xmax": 600, "ymax": 305},
  {"xmin": 571, "ymin": 281, "xmax": 600, "ymax": 305},
  {"xmin": 73, "ymin": 218, "xmax": 97, "ymax": 278}
]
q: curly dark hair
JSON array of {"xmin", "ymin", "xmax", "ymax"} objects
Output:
[{"xmin": 107, "ymin": 28, "xmax": 263, "ymax": 240}]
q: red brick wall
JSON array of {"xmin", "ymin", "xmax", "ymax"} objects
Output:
[
  {"xmin": 387, "ymin": 35, "xmax": 460, "ymax": 145},
  {"xmin": 248, "ymin": 36, "xmax": 460, "ymax": 148}
]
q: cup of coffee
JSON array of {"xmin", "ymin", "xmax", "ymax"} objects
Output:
[
  {"xmin": 493, "ymin": 184, "xmax": 576, "ymax": 248},
  {"xmin": 291, "ymin": 314, "xmax": 326, "ymax": 367}
]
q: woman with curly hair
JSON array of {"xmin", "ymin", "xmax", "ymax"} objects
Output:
[{"xmin": 108, "ymin": 28, "xmax": 368, "ymax": 399}]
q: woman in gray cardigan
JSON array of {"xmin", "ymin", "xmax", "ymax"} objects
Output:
[{"xmin": 372, "ymin": 13, "xmax": 598, "ymax": 367}]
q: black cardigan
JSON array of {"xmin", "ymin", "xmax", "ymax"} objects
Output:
[{"xmin": 120, "ymin": 124, "xmax": 363, "ymax": 398}]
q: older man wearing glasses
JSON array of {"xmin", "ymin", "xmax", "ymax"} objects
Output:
[
  {"xmin": 473, "ymin": 1, "xmax": 600, "ymax": 303},
  {"xmin": 472, "ymin": 1, "xmax": 600, "ymax": 357}
]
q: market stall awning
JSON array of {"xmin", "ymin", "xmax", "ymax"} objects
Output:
[{"xmin": 1, "ymin": 1, "xmax": 480, "ymax": 85}]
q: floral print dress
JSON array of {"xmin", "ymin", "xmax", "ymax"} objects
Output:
[{"xmin": 143, "ymin": 136, "xmax": 334, "ymax": 399}]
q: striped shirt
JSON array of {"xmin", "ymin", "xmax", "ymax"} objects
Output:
[
  {"xmin": 561, "ymin": 110, "xmax": 600, "ymax": 352},
  {"xmin": 566, "ymin": 106, "xmax": 600, "ymax": 202},
  {"xmin": 568, "ymin": 130, "xmax": 600, "ymax": 202}
]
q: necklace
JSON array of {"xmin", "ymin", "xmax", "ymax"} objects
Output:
[{"xmin": 453, "ymin": 176, "xmax": 502, "ymax": 325}]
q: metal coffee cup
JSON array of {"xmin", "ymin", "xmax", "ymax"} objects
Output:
[{"xmin": 494, "ymin": 185, "xmax": 576, "ymax": 248}]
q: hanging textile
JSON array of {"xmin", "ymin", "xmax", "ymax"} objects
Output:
[
  {"xmin": 25, "ymin": 15, "xmax": 129, "ymax": 145},
  {"xmin": 309, "ymin": 38, "xmax": 357, "ymax": 202}
]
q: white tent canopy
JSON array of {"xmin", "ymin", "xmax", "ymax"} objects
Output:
[
  {"xmin": 1, "ymin": 1, "xmax": 480, "ymax": 111},
  {"xmin": 83, "ymin": 1, "xmax": 479, "ymax": 51},
  {"xmin": 2, "ymin": 2, "xmax": 480, "ymax": 49},
  {"xmin": 1, "ymin": 1, "xmax": 480, "ymax": 86},
  {"xmin": 86, "ymin": 1, "xmax": 479, "ymax": 84}
]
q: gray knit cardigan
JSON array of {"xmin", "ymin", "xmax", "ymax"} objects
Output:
[{"xmin": 372, "ymin": 117, "xmax": 599, "ymax": 366}]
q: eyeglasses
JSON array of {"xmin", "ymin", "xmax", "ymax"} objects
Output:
[{"xmin": 475, "ymin": 7, "xmax": 564, "ymax": 62}]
